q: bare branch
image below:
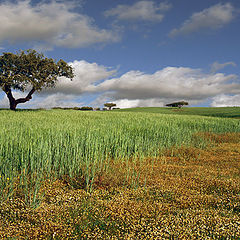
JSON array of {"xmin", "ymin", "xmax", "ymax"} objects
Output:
[{"xmin": 16, "ymin": 88, "xmax": 36, "ymax": 104}]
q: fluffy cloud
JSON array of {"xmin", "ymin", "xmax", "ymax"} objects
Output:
[
  {"xmin": 42, "ymin": 60, "xmax": 117, "ymax": 95},
  {"xmin": 114, "ymin": 99, "xmax": 165, "ymax": 108},
  {"xmin": 169, "ymin": 3, "xmax": 236, "ymax": 37},
  {"xmin": 0, "ymin": 0, "xmax": 119, "ymax": 48},
  {"xmin": 211, "ymin": 94, "xmax": 240, "ymax": 107},
  {"xmin": 32, "ymin": 93, "xmax": 81, "ymax": 109},
  {"xmin": 95, "ymin": 67, "xmax": 239, "ymax": 102},
  {"xmin": 210, "ymin": 61, "xmax": 236, "ymax": 73},
  {"xmin": 104, "ymin": 1, "xmax": 171, "ymax": 22}
]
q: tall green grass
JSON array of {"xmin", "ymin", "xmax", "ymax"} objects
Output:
[
  {"xmin": 0, "ymin": 110, "xmax": 239, "ymax": 204},
  {"xmin": 117, "ymin": 107, "xmax": 240, "ymax": 118}
]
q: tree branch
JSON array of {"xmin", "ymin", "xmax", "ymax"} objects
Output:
[{"xmin": 16, "ymin": 88, "xmax": 36, "ymax": 104}]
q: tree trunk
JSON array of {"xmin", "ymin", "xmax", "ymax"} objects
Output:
[
  {"xmin": 10, "ymin": 98, "xmax": 17, "ymax": 110},
  {"xmin": 3, "ymin": 85, "xmax": 35, "ymax": 110}
]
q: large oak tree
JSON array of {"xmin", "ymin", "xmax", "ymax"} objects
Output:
[{"xmin": 0, "ymin": 49, "xmax": 74, "ymax": 110}]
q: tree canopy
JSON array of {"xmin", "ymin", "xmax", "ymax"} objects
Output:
[
  {"xmin": 0, "ymin": 49, "xmax": 74, "ymax": 110},
  {"xmin": 166, "ymin": 101, "xmax": 189, "ymax": 108},
  {"xmin": 104, "ymin": 102, "xmax": 116, "ymax": 110}
]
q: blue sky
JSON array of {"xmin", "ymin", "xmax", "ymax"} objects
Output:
[{"xmin": 0, "ymin": 0, "xmax": 240, "ymax": 108}]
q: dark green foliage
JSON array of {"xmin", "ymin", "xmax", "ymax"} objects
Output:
[
  {"xmin": 166, "ymin": 101, "xmax": 189, "ymax": 108},
  {"xmin": 0, "ymin": 49, "xmax": 74, "ymax": 110},
  {"xmin": 104, "ymin": 103, "xmax": 116, "ymax": 110},
  {"xmin": 52, "ymin": 107, "xmax": 64, "ymax": 110},
  {"xmin": 80, "ymin": 106, "xmax": 93, "ymax": 111},
  {"xmin": 52, "ymin": 107, "xmax": 81, "ymax": 110}
]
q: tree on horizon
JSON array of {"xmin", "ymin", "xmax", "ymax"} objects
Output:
[
  {"xmin": 104, "ymin": 102, "xmax": 116, "ymax": 110},
  {"xmin": 166, "ymin": 101, "xmax": 189, "ymax": 108}
]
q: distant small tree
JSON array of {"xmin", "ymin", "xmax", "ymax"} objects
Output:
[
  {"xmin": 104, "ymin": 102, "xmax": 116, "ymax": 110},
  {"xmin": 0, "ymin": 49, "xmax": 74, "ymax": 110},
  {"xmin": 166, "ymin": 101, "xmax": 189, "ymax": 108},
  {"xmin": 80, "ymin": 106, "xmax": 93, "ymax": 111}
]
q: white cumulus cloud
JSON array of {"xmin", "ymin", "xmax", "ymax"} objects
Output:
[
  {"xmin": 104, "ymin": 1, "xmax": 171, "ymax": 22},
  {"xmin": 95, "ymin": 67, "xmax": 239, "ymax": 101},
  {"xmin": 32, "ymin": 93, "xmax": 81, "ymax": 109},
  {"xmin": 211, "ymin": 94, "xmax": 240, "ymax": 107},
  {"xmin": 114, "ymin": 98, "xmax": 165, "ymax": 108},
  {"xmin": 0, "ymin": 0, "xmax": 119, "ymax": 48},
  {"xmin": 169, "ymin": 3, "xmax": 236, "ymax": 37},
  {"xmin": 42, "ymin": 60, "xmax": 117, "ymax": 95}
]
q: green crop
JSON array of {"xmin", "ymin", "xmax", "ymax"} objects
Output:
[{"xmin": 0, "ymin": 110, "xmax": 239, "ymax": 205}]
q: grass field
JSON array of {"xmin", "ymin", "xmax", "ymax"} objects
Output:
[
  {"xmin": 0, "ymin": 108, "xmax": 239, "ymax": 239},
  {"xmin": 116, "ymin": 106, "xmax": 240, "ymax": 119}
]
